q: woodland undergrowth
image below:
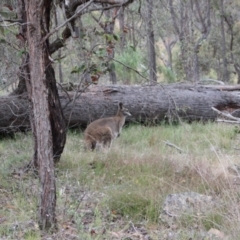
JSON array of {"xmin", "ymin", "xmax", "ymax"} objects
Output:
[{"xmin": 0, "ymin": 122, "xmax": 240, "ymax": 239}]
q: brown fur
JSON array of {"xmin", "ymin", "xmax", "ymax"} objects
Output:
[{"xmin": 84, "ymin": 102, "xmax": 131, "ymax": 150}]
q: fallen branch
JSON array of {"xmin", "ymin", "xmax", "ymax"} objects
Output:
[
  {"xmin": 211, "ymin": 107, "xmax": 240, "ymax": 123},
  {"xmin": 163, "ymin": 140, "xmax": 184, "ymax": 153},
  {"xmin": 216, "ymin": 119, "xmax": 240, "ymax": 124}
]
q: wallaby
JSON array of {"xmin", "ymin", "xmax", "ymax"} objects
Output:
[{"xmin": 84, "ymin": 102, "xmax": 131, "ymax": 150}]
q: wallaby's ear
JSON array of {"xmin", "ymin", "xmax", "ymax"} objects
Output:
[{"xmin": 119, "ymin": 102, "xmax": 123, "ymax": 109}]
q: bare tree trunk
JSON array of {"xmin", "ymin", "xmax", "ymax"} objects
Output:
[
  {"xmin": 223, "ymin": 10, "xmax": 240, "ymax": 83},
  {"xmin": 179, "ymin": 1, "xmax": 193, "ymax": 81},
  {"xmin": 130, "ymin": 9, "xmax": 137, "ymax": 48},
  {"xmin": 118, "ymin": 7, "xmax": 126, "ymax": 50},
  {"xmin": 54, "ymin": 4, "xmax": 63, "ymax": 83},
  {"xmin": 46, "ymin": 66, "xmax": 66, "ymax": 163},
  {"xmin": 2, "ymin": 84, "xmax": 240, "ymax": 134},
  {"xmin": 169, "ymin": 0, "xmax": 192, "ymax": 81},
  {"xmin": 234, "ymin": 63, "xmax": 240, "ymax": 84},
  {"xmin": 193, "ymin": 0, "xmax": 211, "ymax": 82},
  {"xmin": 25, "ymin": 1, "xmax": 57, "ymax": 230},
  {"xmin": 158, "ymin": 33, "xmax": 177, "ymax": 70},
  {"xmin": 104, "ymin": 9, "xmax": 117, "ymax": 84},
  {"xmin": 220, "ymin": 0, "xmax": 229, "ymax": 82},
  {"xmin": 11, "ymin": 0, "xmax": 28, "ymax": 96},
  {"xmin": 146, "ymin": 0, "xmax": 157, "ymax": 82},
  {"xmin": 24, "ymin": 0, "xmax": 66, "ymax": 230},
  {"xmin": 58, "ymin": 49, "xmax": 64, "ymax": 83}
]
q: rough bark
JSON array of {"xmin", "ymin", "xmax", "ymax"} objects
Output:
[
  {"xmin": 26, "ymin": 0, "xmax": 56, "ymax": 230},
  {"xmin": 24, "ymin": 0, "xmax": 66, "ymax": 230},
  {"xmin": 1, "ymin": 84, "xmax": 240, "ymax": 134}
]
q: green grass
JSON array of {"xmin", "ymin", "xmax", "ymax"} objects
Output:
[{"xmin": 1, "ymin": 122, "xmax": 240, "ymax": 239}]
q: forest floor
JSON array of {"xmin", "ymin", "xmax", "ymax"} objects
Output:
[{"xmin": 0, "ymin": 122, "xmax": 240, "ymax": 239}]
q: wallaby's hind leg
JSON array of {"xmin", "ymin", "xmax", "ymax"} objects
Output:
[
  {"xmin": 90, "ymin": 141, "xmax": 97, "ymax": 150},
  {"xmin": 101, "ymin": 127, "xmax": 113, "ymax": 149},
  {"xmin": 84, "ymin": 138, "xmax": 97, "ymax": 151},
  {"xmin": 102, "ymin": 138, "xmax": 112, "ymax": 148},
  {"xmin": 84, "ymin": 127, "xmax": 112, "ymax": 151}
]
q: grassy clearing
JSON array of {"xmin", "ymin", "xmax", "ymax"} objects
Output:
[{"xmin": 1, "ymin": 122, "xmax": 240, "ymax": 239}]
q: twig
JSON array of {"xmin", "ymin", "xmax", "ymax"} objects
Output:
[
  {"xmin": 69, "ymin": 192, "xmax": 87, "ymax": 222},
  {"xmin": 61, "ymin": 2, "xmax": 76, "ymax": 38},
  {"xmin": 163, "ymin": 140, "xmax": 183, "ymax": 153},
  {"xmin": 0, "ymin": 22, "xmax": 29, "ymax": 27},
  {"xmin": 0, "ymin": 19, "xmax": 23, "ymax": 23},
  {"xmin": 216, "ymin": 119, "xmax": 240, "ymax": 124},
  {"xmin": 199, "ymin": 78, "xmax": 225, "ymax": 85},
  {"xmin": 212, "ymin": 107, "xmax": 240, "ymax": 123},
  {"xmin": 106, "ymin": 55, "xmax": 151, "ymax": 83}
]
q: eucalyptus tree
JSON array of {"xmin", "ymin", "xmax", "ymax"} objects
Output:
[{"xmin": 1, "ymin": 0, "xmax": 134, "ymax": 231}]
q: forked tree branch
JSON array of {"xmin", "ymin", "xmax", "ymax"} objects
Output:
[
  {"xmin": 45, "ymin": 0, "xmax": 134, "ymax": 51},
  {"xmin": 41, "ymin": 0, "xmax": 94, "ymax": 43}
]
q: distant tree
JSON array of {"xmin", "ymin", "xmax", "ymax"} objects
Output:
[
  {"xmin": 169, "ymin": 0, "xmax": 211, "ymax": 82},
  {"xmin": 118, "ymin": 6, "xmax": 126, "ymax": 50},
  {"xmin": 220, "ymin": 0, "xmax": 229, "ymax": 82},
  {"xmin": 145, "ymin": 0, "xmax": 157, "ymax": 82},
  {"xmin": 217, "ymin": 0, "xmax": 240, "ymax": 83}
]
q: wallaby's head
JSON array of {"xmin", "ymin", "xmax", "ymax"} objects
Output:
[{"xmin": 117, "ymin": 102, "xmax": 131, "ymax": 117}]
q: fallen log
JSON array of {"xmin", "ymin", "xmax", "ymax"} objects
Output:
[{"xmin": 1, "ymin": 83, "xmax": 240, "ymax": 134}]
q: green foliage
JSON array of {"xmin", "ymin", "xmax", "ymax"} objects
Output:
[
  {"xmin": 171, "ymin": 45, "xmax": 185, "ymax": 81},
  {"xmin": 0, "ymin": 133, "xmax": 32, "ymax": 182},
  {"xmin": 0, "ymin": 26, "xmax": 4, "ymax": 36},
  {"xmin": 24, "ymin": 231, "xmax": 41, "ymax": 240},
  {"xmin": 202, "ymin": 212, "xmax": 224, "ymax": 231},
  {"xmin": 17, "ymin": 49, "xmax": 27, "ymax": 57},
  {"xmin": 0, "ymin": 6, "xmax": 17, "ymax": 19},
  {"xmin": 115, "ymin": 45, "xmax": 147, "ymax": 83},
  {"xmin": 158, "ymin": 65, "xmax": 176, "ymax": 83},
  {"xmin": 177, "ymin": 211, "xmax": 223, "ymax": 231},
  {"xmin": 70, "ymin": 64, "xmax": 86, "ymax": 74},
  {"xmin": 107, "ymin": 189, "xmax": 159, "ymax": 222}
]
